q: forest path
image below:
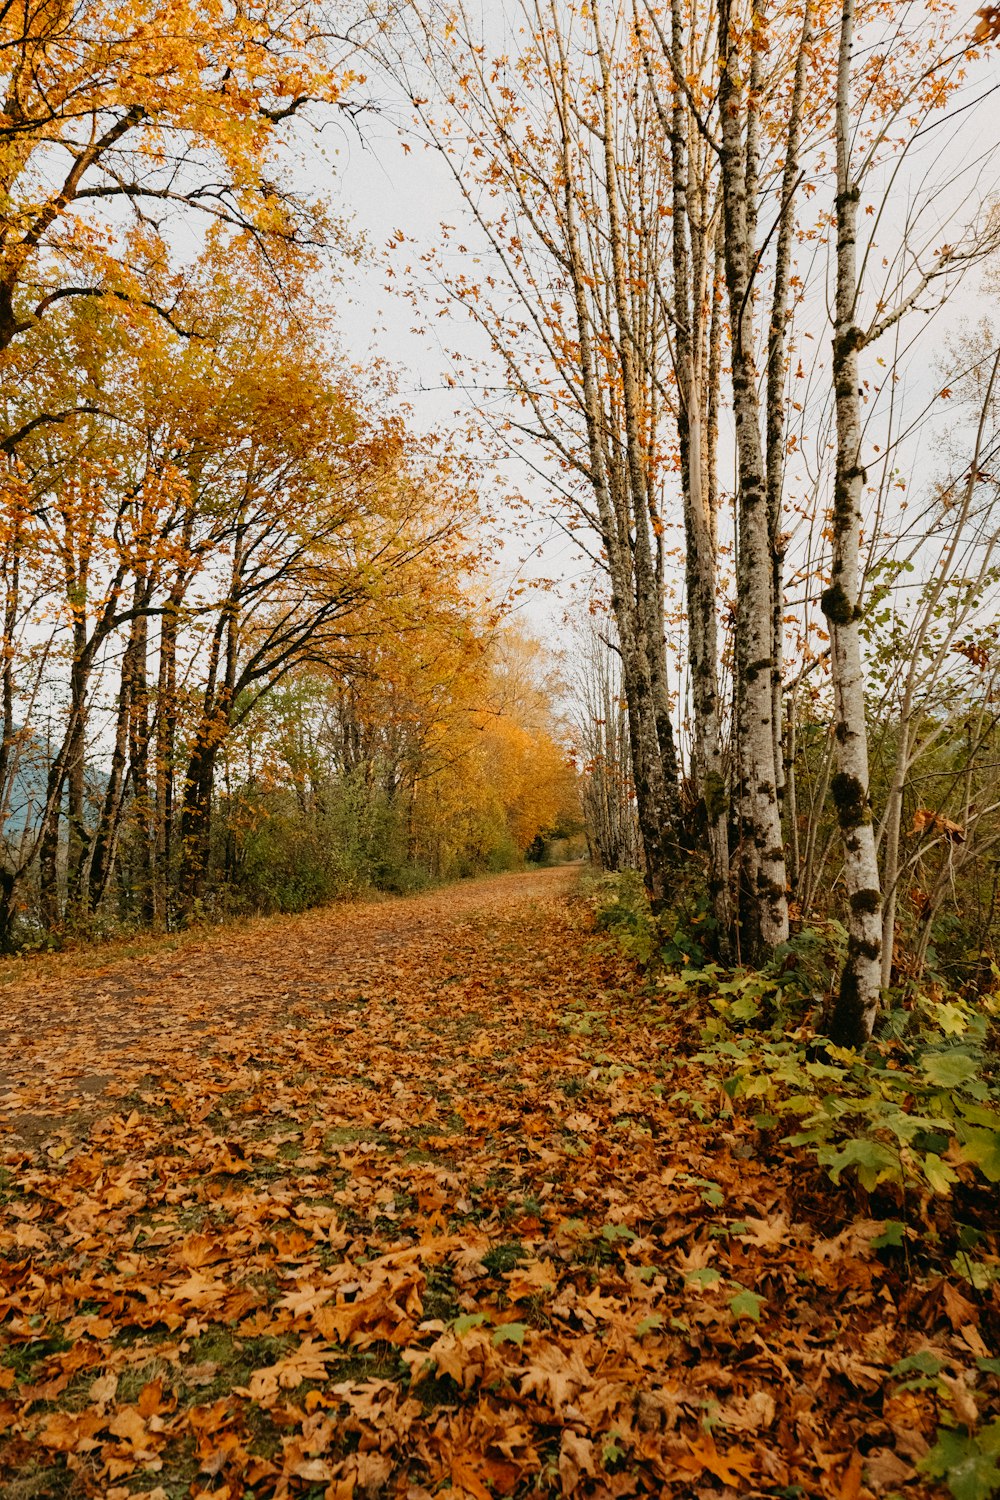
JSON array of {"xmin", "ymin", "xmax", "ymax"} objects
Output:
[
  {"xmin": 0, "ymin": 867, "xmax": 584, "ymax": 1144},
  {"xmin": 1, "ymin": 868, "xmax": 940, "ymax": 1498}
]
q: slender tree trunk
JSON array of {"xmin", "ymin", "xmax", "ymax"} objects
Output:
[
  {"xmin": 0, "ymin": 514, "xmax": 23, "ymax": 936},
  {"xmin": 785, "ymin": 686, "xmax": 801, "ymax": 891},
  {"xmin": 552, "ymin": 59, "xmax": 678, "ymax": 902},
  {"xmin": 128, "ymin": 600, "xmax": 154, "ymax": 924},
  {"xmin": 88, "ymin": 637, "xmax": 134, "ymax": 911},
  {"xmin": 718, "ymin": 0, "xmax": 788, "ymax": 955},
  {"xmin": 593, "ymin": 24, "xmax": 681, "ymax": 903},
  {"xmin": 668, "ymin": 0, "xmax": 731, "ymax": 954},
  {"xmin": 155, "ymin": 578, "xmax": 184, "ymax": 927},
  {"xmin": 178, "ymin": 521, "xmax": 244, "ymax": 912},
  {"xmin": 38, "ymin": 749, "xmax": 65, "ymax": 929},
  {"xmin": 179, "ymin": 730, "xmax": 220, "ymax": 910},
  {"xmin": 766, "ymin": 0, "xmax": 812, "ymax": 828},
  {"xmin": 824, "ymin": 0, "xmax": 882, "ymax": 1047}
]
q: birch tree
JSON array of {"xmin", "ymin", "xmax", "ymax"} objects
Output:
[
  {"xmin": 821, "ymin": 0, "xmax": 1000, "ymax": 1044},
  {"xmin": 822, "ymin": 0, "xmax": 883, "ymax": 1043},
  {"xmin": 634, "ymin": 0, "xmax": 732, "ymax": 943}
]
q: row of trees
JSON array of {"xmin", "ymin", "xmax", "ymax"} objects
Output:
[
  {"xmin": 375, "ymin": 0, "xmax": 1000, "ymax": 1045},
  {"xmin": 0, "ymin": 0, "xmax": 577, "ymax": 947},
  {"xmin": 0, "ymin": 257, "xmax": 575, "ymax": 943}
]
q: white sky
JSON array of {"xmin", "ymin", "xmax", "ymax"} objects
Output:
[{"xmin": 308, "ymin": 109, "xmax": 594, "ymax": 642}]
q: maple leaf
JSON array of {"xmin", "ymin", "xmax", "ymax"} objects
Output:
[
  {"xmin": 737, "ymin": 1214, "xmax": 790, "ymax": 1249},
  {"xmin": 241, "ymin": 1338, "xmax": 333, "ymax": 1402},
  {"xmin": 559, "ymin": 1430, "xmax": 597, "ymax": 1494},
  {"xmin": 677, "ymin": 1432, "xmax": 757, "ymax": 1485},
  {"xmin": 974, "ymin": 5, "xmax": 1000, "ymax": 42}
]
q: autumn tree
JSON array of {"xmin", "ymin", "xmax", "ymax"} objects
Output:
[
  {"xmin": 0, "ymin": 0, "xmax": 364, "ymax": 379},
  {"xmin": 0, "ymin": 236, "xmax": 490, "ymax": 937},
  {"xmin": 224, "ymin": 609, "xmax": 575, "ymax": 897}
]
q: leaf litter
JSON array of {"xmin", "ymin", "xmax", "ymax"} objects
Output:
[{"xmin": 0, "ymin": 867, "xmax": 996, "ymax": 1498}]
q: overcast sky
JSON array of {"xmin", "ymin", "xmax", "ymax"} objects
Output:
[{"xmin": 302, "ymin": 23, "xmax": 1000, "ymax": 666}]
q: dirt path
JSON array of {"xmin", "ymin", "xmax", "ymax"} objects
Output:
[
  {"xmin": 0, "ymin": 869, "xmax": 580, "ymax": 1143},
  {"xmin": 0, "ymin": 870, "xmax": 958, "ymax": 1497}
]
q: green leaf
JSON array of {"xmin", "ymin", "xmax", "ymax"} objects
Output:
[
  {"xmin": 452, "ymin": 1312, "xmax": 488, "ymax": 1335},
  {"xmin": 602, "ymin": 1435, "xmax": 626, "ymax": 1466},
  {"xmin": 925, "ymin": 1000, "xmax": 973, "ymax": 1036},
  {"xmin": 491, "ymin": 1322, "xmax": 526, "ymax": 1347},
  {"xmin": 685, "ymin": 1267, "xmax": 722, "ymax": 1288},
  {"xmin": 976, "ymin": 1359, "xmax": 1000, "ymax": 1376},
  {"xmin": 817, "ymin": 1137, "xmax": 899, "ymax": 1191},
  {"xmin": 871, "ymin": 1220, "xmax": 906, "ymax": 1249},
  {"xmin": 601, "ymin": 1223, "xmax": 637, "ymax": 1244},
  {"xmin": 920, "ymin": 1050, "xmax": 980, "ymax": 1089},
  {"xmin": 729, "ymin": 1289, "xmax": 764, "ymax": 1323},
  {"xmin": 923, "ymin": 1153, "xmax": 960, "ymax": 1195},
  {"xmin": 891, "ymin": 1351, "xmax": 944, "ymax": 1379},
  {"xmin": 955, "ymin": 1101, "xmax": 1000, "ymax": 1130},
  {"xmin": 636, "ymin": 1313, "xmax": 664, "ymax": 1337},
  {"xmin": 951, "ymin": 1255, "xmax": 999, "ymax": 1291},
  {"xmin": 919, "ymin": 1427, "xmax": 1000, "ymax": 1500},
  {"xmin": 959, "ymin": 1129, "xmax": 1000, "ymax": 1182}
]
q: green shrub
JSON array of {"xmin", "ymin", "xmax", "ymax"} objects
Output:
[
  {"xmin": 700, "ymin": 970, "xmax": 1000, "ymax": 1237},
  {"xmin": 592, "ymin": 874, "xmax": 1000, "ymax": 1271}
]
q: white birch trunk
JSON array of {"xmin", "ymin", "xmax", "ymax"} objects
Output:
[
  {"xmin": 825, "ymin": 0, "xmax": 882, "ymax": 1047},
  {"xmin": 550, "ymin": 37, "xmax": 678, "ymax": 903}
]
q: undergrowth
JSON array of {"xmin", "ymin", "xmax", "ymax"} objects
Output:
[{"xmin": 588, "ymin": 868, "xmax": 1000, "ymax": 1500}]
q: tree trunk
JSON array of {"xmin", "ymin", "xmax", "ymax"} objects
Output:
[
  {"xmin": 178, "ymin": 731, "xmax": 219, "ymax": 910},
  {"xmin": 668, "ymin": 0, "xmax": 731, "ymax": 952},
  {"xmin": 127, "ymin": 602, "xmax": 154, "ymax": 924},
  {"xmin": 63, "ymin": 617, "xmax": 89, "ymax": 918},
  {"xmin": 766, "ymin": 0, "xmax": 812, "ymax": 832},
  {"xmin": 824, "ymin": 0, "xmax": 882, "ymax": 1047},
  {"xmin": 554, "ymin": 75, "xmax": 679, "ymax": 902},
  {"xmin": 87, "ymin": 639, "xmax": 133, "ymax": 912},
  {"xmin": 592, "ymin": 22, "xmax": 680, "ymax": 904},
  {"xmin": 718, "ymin": 0, "xmax": 789, "ymax": 955},
  {"xmin": 155, "ymin": 578, "xmax": 184, "ymax": 927}
]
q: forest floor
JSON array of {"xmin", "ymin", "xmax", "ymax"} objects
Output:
[{"xmin": 0, "ymin": 866, "xmax": 987, "ymax": 1499}]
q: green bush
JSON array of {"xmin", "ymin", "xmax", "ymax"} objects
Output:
[
  {"xmin": 698, "ymin": 969, "xmax": 1000, "ymax": 1259},
  {"xmin": 591, "ymin": 874, "xmax": 1000, "ymax": 1274},
  {"xmin": 216, "ymin": 776, "xmax": 424, "ymax": 914},
  {"xmin": 587, "ymin": 867, "xmax": 716, "ymax": 968}
]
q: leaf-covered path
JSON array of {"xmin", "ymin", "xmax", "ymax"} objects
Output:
[{"xmin": 0, "ymin": 869, "xmax": 977, "ymax": 1498}]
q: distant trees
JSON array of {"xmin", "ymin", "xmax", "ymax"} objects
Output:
[
  {"xmin": 221, "ymin": 622, "xmax": 578, "ymax": 906},
  {"xmin": 0, "ymin": 250, "xmax": 570, "ymax": 945}
]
